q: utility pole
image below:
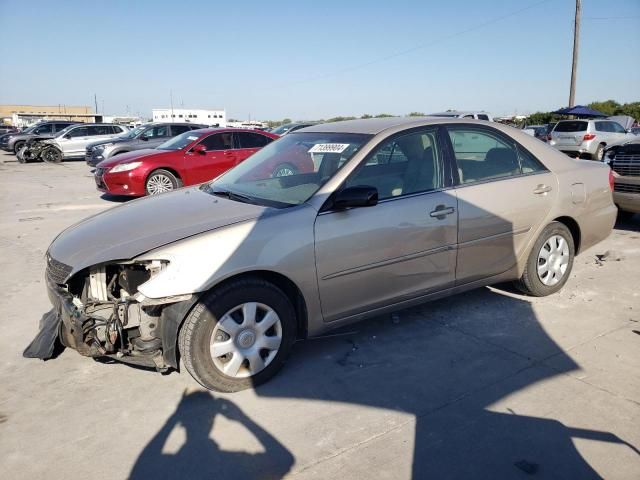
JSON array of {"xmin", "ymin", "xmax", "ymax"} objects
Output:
[
  {"xmin": 568, "ymin": 0, "xmax": 581, "ymax": 107},
  {"xmin": 94, "ymin": 93, "xmax": 98, "ymax": 114},
  {"xmin": 170, "ymin": 89, "xmax": 174, "ymax": 119}
]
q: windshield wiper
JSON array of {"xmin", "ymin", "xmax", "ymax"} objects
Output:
[{"xmin": 210, "ymin": 188, "xmax": 258, "ymax": 205}]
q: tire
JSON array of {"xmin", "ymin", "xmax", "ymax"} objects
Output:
[
  {"xmin": 145, "ymin": 169, "xmax": 180, "ymax": 195},
  {"xmin": 13, "ymin": 141, "xmax": 25, "ymax": 155},
  {"xmin": 41, "ymin": 146, "xmax": 63, "ymax": 163},
  {"xmin": 272, "ymin": 163, "xmax": 298, "ymax": 178},
  {"xmin": 178, "ymin": 277, "xmax": 297, "ymax": 392},
  {"xmin": 593, "ymin": 143, "xmax": 605, "ymax": 161},
  {"xmin": 515, "ymin": 221, "xmax": 575, "ymax": 297}
]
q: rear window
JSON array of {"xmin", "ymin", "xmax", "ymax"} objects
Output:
[{"xmin": 554, "ymin": 121, "xmax": 587, "ymax": 132}]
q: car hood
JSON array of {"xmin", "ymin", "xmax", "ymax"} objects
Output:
[
  {"xmin": 48, "ymin": 186, "xmax": 268, "ymax": 277},
  {"xmin": 97, "ymin": 149, "xmax": 170, "ymax": 167}
]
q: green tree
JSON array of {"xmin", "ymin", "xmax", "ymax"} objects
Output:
[
  {"xmin": 361, "ymin": 114, "xmax": 373, "ymax": 119},
  {"xmin": 326, "ymin": 116, "xmax": 357, "ymax": 123},
  {"xmin": 407, "ymin": 112, "xmax": 425, "ymax": 117},
  {"xmin": 587, "ymin": 100, "xmax": 620, "ymax": 116},
  {"xmin": 374, "ymin": 113, "xmax": 394, "ymax": 118}
]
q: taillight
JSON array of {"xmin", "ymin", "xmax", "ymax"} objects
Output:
[
  {"xmin": 608, "ymin": 169, "xmax": 614, "ymax": 191},
  {"xmin": 583, "ymin": 133, "xmax": 596, "ymax": 141}
]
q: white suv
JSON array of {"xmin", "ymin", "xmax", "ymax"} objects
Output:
[
  {"xmin": 549, "ymin": 119, "xmax": 635, "ymax": 161},
  {"xmin": 41, "ymin": 124, "xmax": 128, "ymax": 162}
]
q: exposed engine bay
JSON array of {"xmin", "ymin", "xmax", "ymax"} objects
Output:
[{"xmin": 35, "ymin": 259, "xmax": 190, "ymax": 371}]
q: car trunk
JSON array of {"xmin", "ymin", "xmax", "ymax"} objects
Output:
[{"xmin": 553, "ymin": 121, "xmax": 588, "ymax": 146}]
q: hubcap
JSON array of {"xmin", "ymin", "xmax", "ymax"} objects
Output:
[
  {"xmin": 273, "ymin": 166, "xmax": 295, "ymax": 177},
  {"xmin": 210, "ymin": 302, "xmax": 282, "ymax": 378},
  {"xmin": 537, "ymin": 234, "xmax": 570, "ymax": 286},
  {"xmin": 146, "ymin": 174, "xmax": 174, "ymax": 195}
]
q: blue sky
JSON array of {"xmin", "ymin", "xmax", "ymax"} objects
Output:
[{"xmin": 0, "ymin": 0, "xmax": 638, "ymax": 120}]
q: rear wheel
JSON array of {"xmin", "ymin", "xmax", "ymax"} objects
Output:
[
  {"xmin": 145, "ymin": 169, "xmax": 180, "ymax": 195},
  {"xmin": 178, "ymin": 277, "xmax": 297, "ymax": 392},
  {"xmin": 594, "ymin": 143, "xmax": 605, "ymax": 161},
  {"xmin": 515, "ymin": 222, "xmax": 575, "ymax": 296}
]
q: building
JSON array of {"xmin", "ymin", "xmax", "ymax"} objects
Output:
[
  {"xmin": 226, "ymin": 120, "xmax": 269, "ymax": 130},
  {"xmin": 0, "ymin": 104, "xmax": 96, "ymax": 127},
  {"xmin": 152, "ymin": 108, "xmax": 226, "ymax": 127}
]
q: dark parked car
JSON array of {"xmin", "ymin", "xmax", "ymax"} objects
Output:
[
  {"xmin": 0, "ymin": 125, "xmax": 18, "ymax": 135},
  {"xmin": 85, "ymin": 122, "xmax": 207, "ymax": 166},
  {"xmin": 269, "ymin": 122, "xmax": 317, "ymax": 136},
  {"xmin": 1, "ymin": 121, "xmax": 78, "ymax": 154}
]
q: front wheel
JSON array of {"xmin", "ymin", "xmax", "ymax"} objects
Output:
[
  {"xmin": 178, "ymin": 278, "xmax": 297, "ymax": 392},
  {"xmin": 41, "ymin": 146, "xmax": 63, "ymax": 163},
  {"xmin": 145, "ymin": 169, "xmax": 180, "ymax": 195},
  {"xmin": 13, "ymin": 141, "xmax": 25, "ymax": 154},
  {"xmin": 515, "ymin": 222, "xmax": 575, "ymax": 296}
]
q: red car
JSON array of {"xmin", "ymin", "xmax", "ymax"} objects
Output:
[{"xmin": 94, "ymin": 128, "xmax": 280, "ymax": 196}]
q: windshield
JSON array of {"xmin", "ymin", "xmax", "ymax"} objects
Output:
[
  {"xmin": 53, "ymin": 125, "xmax": 76, "ymax": 137},
  {"xmin": 122, "ymin": 125, "xmax": 147, "ymax": 139},
  {"xmin": 203, "ymin": 132, "xmax": 371, "ymax": 207},
  {"xmin": 157, "ymin": 130, "xmax": 202, "ymax": 150}
]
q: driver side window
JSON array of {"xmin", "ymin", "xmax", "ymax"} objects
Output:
[
  {"xmin": 346, "ymin": 129, "xmax": 443, "ymax": 200},
  {"xmin": 199, "ymin": 133, "xmax": 233, "ymax": 151}
]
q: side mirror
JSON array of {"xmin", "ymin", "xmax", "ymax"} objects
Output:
[
  {"xmin": 333, "ymin": 185, "xmax": 378, "ymax": 210},
  {"xmin": 140, "ymin": 135, "xmax": 148, "ymax": 141},
  {"xmin": 192, "ymin": 144, "xmax": 207, "ymax": 155},
  {"xmin": 63, "ymin": 134, "xmax": 71, "ymax": 139}
]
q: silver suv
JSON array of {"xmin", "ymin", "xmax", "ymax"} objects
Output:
[
  {"xmin": 85, "ymin": 122, "xmax": 206, "ymax": 166},
  {"xmin": 549, "ymin": 119, "xmax": 635, "ymax": 160},
  {"xmin": 40, "ymin": 124, "xmax": 129, "ymax": 162}
]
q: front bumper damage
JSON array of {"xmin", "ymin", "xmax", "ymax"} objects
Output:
[{"xmin": 24, "ymin": 270, "xmax": 198, "ymax": 373}]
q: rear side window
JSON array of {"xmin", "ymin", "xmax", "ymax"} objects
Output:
[
  {"xmin": 236, "ymin": 132, "xmax": 272, "ymax": 148},
  {"xmin": 595, "ymin": 122, "xmax": 611, "ymax": 132},
  {"xmin": 554, "ymin": 121, "xmax": 587, "ymax": 132},
  {"xmin": 171, "ymin": 125, "xmax": 191, "ymax": 135},
  {"xmin": 477, "ymin": 114, "xmax": 490, "ymax": 121},
  {"xmin": 448, "ymin": 128, "xmax": 520, "ymax": 184},
  {"xmin": 88, "ymin": 125, "xmax": 111, "ymax": 136},
  {"xmin": 111, "ymin": 125, "xmax": 125, "ymax": 134}
]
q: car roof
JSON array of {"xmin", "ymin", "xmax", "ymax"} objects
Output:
[{"xmin": 300, "ymin": 116, "xmax": 491, "ymax": 135}]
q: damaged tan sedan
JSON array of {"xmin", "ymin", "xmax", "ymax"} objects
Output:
[{"xmin": 26, "ymin": 117, "xmax": 617, "ymax": 392}]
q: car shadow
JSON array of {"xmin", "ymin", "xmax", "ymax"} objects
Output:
[
  {"xmin": 100, "ymin": 193, "xmax": 135, "ymax": 203},
  {"xmin": 252, "ymin": 286, "xmax": 638, "ymax": 479},
  {"xmin": 129, "ymin": 390, "xmax": 294, "ymax": 480}
]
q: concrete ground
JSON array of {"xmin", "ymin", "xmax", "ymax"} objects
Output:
[{"xmin": 0, "ymin": 151, "xmax": 638, "ymax": 479}]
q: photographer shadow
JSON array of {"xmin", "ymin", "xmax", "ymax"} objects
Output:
[{"xmin": 129, "ymin": 391, "xmax": 294, "ymax": 480}]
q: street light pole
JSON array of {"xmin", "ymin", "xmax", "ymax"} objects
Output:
[{"xmin": 569, "ymin": 0, "xmax": 581, "ymax": 107}]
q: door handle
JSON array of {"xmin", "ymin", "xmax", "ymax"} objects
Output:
[
  {"xmin": 429, "ymin": 205, "xmax": 455, "ymax": 219},
  {"xmin": 533, "ymin": 184, "xmax": 552, "ymax": 195}
]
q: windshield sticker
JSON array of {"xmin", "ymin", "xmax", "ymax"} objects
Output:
[
  {"xmin": 308, "ymin": 143, "xmax": 350, "ymax": 154},
  {"xmin": 187, "ymin": 136, "xmax": 199, "ymax": 141}
]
